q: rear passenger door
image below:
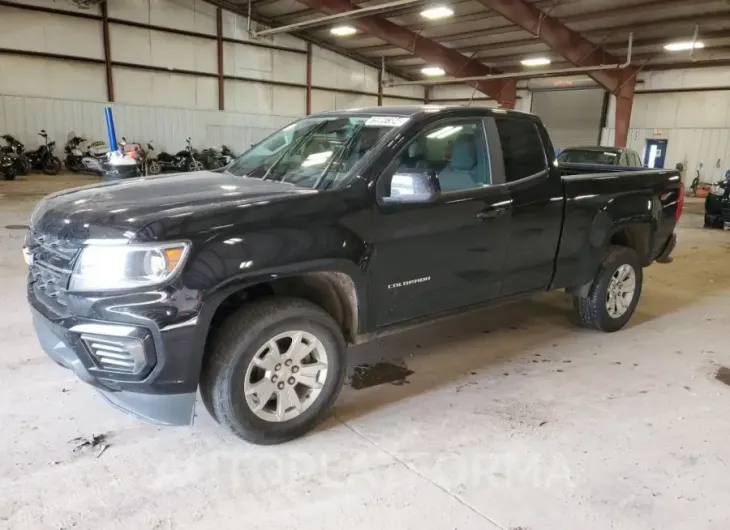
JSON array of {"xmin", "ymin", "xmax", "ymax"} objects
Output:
[{"xmin": 493, "ymin": 116, "xmax": 564, "ymax": 296}]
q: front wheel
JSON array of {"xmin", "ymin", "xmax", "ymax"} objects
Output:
[
  {"xmin": 200, "ymin": 298, "xmax": 346, "ymax": 444},
  {"xmin": 187, "ymin": 159, "xmax": 204, "ymax": 172},
  {"xmin": 573, "ymin": 246, "xmax": 643, "ymax": 332},
  {"xmin": 3, "ymin": 169, "xmax": 16, "ymax": 181},
  {"xmin": 44, "ymin": 157, "xmax": 61, "ymax": 175},
  {"xmin": 146, "ymin": 160, "xmax": 162, "ymax": 175}
]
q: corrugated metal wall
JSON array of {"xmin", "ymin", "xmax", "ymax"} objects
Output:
[
  {"xmin": 530, "ymin": 89, "xmax": 604, "ymax": 149},
  {"xmin": 602, "ymin": 68, "xmax": 730, "ymax": 185},
  {"xmin": 0, "ymin": 0, "xmax": 423, "ymax": 155}
]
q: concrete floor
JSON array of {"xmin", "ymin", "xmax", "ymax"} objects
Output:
[{"xmin": 1, "ymin": 175, "xmax": 729, "ymax": 530}]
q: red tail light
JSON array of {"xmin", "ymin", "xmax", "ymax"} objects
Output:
[{"xmin": 676, "ymin": 183, "xmax": 684, "ymax": 221}]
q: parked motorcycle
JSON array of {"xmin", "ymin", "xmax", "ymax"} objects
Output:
[
  {"xmin": 142, "ymin": 142, "xmax": 162, "ymax": 176},
  {"xmin": 1, "ymin": 134, "xmax": 31, "ymax": 175},
  {"xmin": 1, "ymin": 150, "xmax": 16, "ymax": 180},
  {"xmin": 152, "ymin": 138, "xmax": 204, "ymax": 174},
  {"xmin": 64, "ymin": 136, "xmax": 108, "ymax": 175},
  {"xmin": 25, "ymin": 130, "xmax": 62, "ymax": 175},
  {"xmin": 200, "ymin": 144, "xmax": 235, "ymax": 170}
]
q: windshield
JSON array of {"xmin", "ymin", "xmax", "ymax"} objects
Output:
[
  {"xmin": 225, "ymin": 115, "xmax": 408, "ymax": 189},
  {"xmin": 558, "ymin": 149, "xmax": 620, "ymax": 165}
]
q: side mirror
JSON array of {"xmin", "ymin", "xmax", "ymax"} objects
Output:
[
  {"xmin": 383, "ymin": 170, "xmax": 440, "ymax": 204},
  {"xmin": 40, "ymin": 129, "xmax": 46, "ymax": 134}
]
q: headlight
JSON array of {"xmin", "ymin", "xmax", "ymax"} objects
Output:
[
  {"xmin": 69, "ymin": 242, "xmax": 189, "ymax": 291},
  {"xmin": 710, "ymin": 184, "xmax": 725, "ymax": 196}
]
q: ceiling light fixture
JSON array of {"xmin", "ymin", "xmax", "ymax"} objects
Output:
[
  {"xmin": 420, "ymin": 6, "xmax": 454, "ymax": 20},
  {"xmin": 421, "ymin": 66, "xmax": 445, "ymax": 76},
  {"xmin": 664, "ymin": 40, "xmax": 705, "ymax": 51},
  {"xmin": 521, "ymin": 57, "xmax": 551, "ymax": 67},
  {"xmin": 330, "ymin": 25, "xmax": 357, "ymax": 37}
]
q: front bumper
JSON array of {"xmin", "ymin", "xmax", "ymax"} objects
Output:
[{"xmin": 31, "ymin": 307, "xmax": 196, "ymax": 426}]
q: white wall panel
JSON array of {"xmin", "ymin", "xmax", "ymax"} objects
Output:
[
  {"xmin": 223, "ymin": 42, "xmax": 305, "ymax": 85},
  {"xmin": 0, "ymin": 56, "xmax": 105, "ymax": 101},
  {"xmin": 0, "ymin": 9, "xmax": 102, "ymax": 59},
  {"xmin": 312, "ymin": 46, "xmax": 379, "ymax": 93},
  {"xmin": 0, "ymin": 94, "xmax": 295, "ymax": 155},
  {"xmin": 311, "ymin": 90, "xmax": 336, "ymax": 114},
  {"xmin": 272, "ymin": 86, "xmax": 306, "ymax": 117},
  {"xmin": 114, "ymin": 67, "xmax": 217, "ymax": 110},
  {"xmin": 225, "ymin": 80, "xmax": 273, "ymax": 114},
  {"xmin": 107, "ymin": 0, "xmax": 216, "ymax": 35},
  {"xmin": 110, "ymin": 25, "xmax": 217, "ymax": 74},
  {"xmin": 382, "ymin": 83, "xmax": 423, "ymax": 101}
]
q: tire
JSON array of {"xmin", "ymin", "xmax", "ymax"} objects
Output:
[
  {"xmin": 187, "ymin": 159, "xmax": 204, "ymax": 172},
  {"xmin": 44, "ymin": 157, "xmax": 61, "ymax": 175},
  {"xmin": 146, "ymin": 160, "xmax": 162, "ymax": 175},
  {"xmin": 573, "ymin": 246, "xmax": 643, "ymax": 333},
  {"xmin": 200, "ymin": 297, "xmax": 346, "ymax": 444},
  {"xmin": 3, "ymin": 170, "xmax": 16, "ymax": 181}
]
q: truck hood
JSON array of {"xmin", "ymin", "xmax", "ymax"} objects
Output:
[{"xmin": 31, "ymin": 171, "xmax": 314, "ymax": 241}]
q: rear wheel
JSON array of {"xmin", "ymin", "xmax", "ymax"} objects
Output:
[
  {"xmin": 200, "ymin": 298, "xmax": 346, "ymax": 444},
  {"xmin": 573, "ymin": 246, "xmax": 643, "ymax": 332},
  {"xmin": 44, "ymin": 157, "xmax": 61, "ymax": 175}
]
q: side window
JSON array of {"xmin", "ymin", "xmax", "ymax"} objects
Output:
[
  {"xmin": 494, "ymin": 117, "xmax": 547, "ymax": 182},
  {"xmin": 618, "ymin": 152, "xmax": 628, "ymax": 166},
  {"xmin": 385, "ymin": 119, "xmax": 490, "ymax": 197}
]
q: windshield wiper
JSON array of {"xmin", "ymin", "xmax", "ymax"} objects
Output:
[{"xmin": 312, "ymin": 123, "xmax": 366, "ymax": 190}]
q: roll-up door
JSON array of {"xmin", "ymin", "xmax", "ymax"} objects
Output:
[{"xmin": 530, "ymin": 89, "xmax": 605, "ymax": 149}]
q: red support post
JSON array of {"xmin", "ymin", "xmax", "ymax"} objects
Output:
[
  {"xmin": 497, "ymin": 80, "xmax": 517, "ymax": 109},
  {"xmin": 377, "ymin": 66, "xmax": 383, "ymax": 107},
  {"xmin": 216, "ymin": 7, "xmax": 224, "ymax": 111},
  {"xmin": 614, "ymin": 73, "xmax": 636, "ymax": 148},
  {"xmin": 100, "ymin": 1, "xmax": 114, "ymax": 102},
  {"xmin": 305, "ymin": 42, "xmax": 313, "ymax": 115}
]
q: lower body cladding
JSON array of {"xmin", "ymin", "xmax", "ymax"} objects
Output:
[{"xmin": 30, "ymin": 305, "xmax": 197, "ymax": 426}]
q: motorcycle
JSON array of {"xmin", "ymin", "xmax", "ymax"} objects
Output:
[
  {"xmin": 64, "ymin": 136, "xmax": 108, "ymax": 175},
  {"xmin": 25, "ymin": 130, "xmax": 62, "ymax": 175},
  {"xmin": 1, "ymin": 134, "xmax": 31, "ymax": 175},
  {"xmin": 152, "ymin": 138, "xmax": 204, "ymax": 174},
  {"xmin": 200, "ymin": 144, "xmax": 235, "ymax": 170},
  {"xmin": 1, "ymin": 150, "xmax": 16, "ymax": 181}
]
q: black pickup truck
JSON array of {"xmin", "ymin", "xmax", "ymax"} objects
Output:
[{"xmin": 25, "ymin": 106, "xmax": 683, "ymax": 444}]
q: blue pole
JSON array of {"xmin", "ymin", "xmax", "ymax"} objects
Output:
[{"xmin": 104, "ymin": 107, "xmax": 118, "ymax": 151}]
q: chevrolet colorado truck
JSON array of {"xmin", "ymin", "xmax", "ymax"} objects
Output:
[{"xmin": 25, "ymin": 106, "xmax": 683, "ymax": 444}]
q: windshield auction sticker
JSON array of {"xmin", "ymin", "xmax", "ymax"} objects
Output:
[{"xmin": 364, "ymin": 116, "xmax": 410, "ymax": 127}]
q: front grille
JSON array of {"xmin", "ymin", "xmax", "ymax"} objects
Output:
[
  {"xmin": 80, "ymin": 333, "xmax": 146, "ymax": 375},
  {"xmin": 27, "ymin": 231, "xmax": 82, "ymax": 313}
]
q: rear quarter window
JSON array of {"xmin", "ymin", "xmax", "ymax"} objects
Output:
[{"xmin": 494, "ymin": 117, "xmax": 547, "ymax": 182}]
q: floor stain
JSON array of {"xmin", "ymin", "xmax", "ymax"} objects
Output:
[
  {"xmin": 3, "ymin": 225, "xmax": 29, "ymax": 230},
  {"xmin": 715, "ymin": 366, "xmax": 730, "ymax": 386},
  {"xmin": 349, "ymin": 362, "xmax": 414, "ymax": 390}
]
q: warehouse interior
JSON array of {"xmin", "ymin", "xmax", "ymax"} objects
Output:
[{"xmin": 1, "ymin": 0, "xmax": 730, "ymax": 528}]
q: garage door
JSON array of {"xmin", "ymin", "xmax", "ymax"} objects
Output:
[{"xmin": 530, "ymin": 89, "xmax": 605, "ymax": 149}]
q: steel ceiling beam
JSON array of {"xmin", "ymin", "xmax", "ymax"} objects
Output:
[
  {"xmin": 295, "ymin": 0, "xmax": 517, "ymax": 106},
  {"xmin": 476, "ymin": 0, "xmax": 637, "ymax": 93},
  {"xmin": 475, "ymin": 0, "xmax": 639, "ymax": 147},
  {"xmin": 254, "ymin": 0, "xmax": 425, "ymax": 37}
]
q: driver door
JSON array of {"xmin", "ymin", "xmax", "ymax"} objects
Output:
[{"xmin": 370, "ymin": 118, "xmax": 511, "ymax": 327}]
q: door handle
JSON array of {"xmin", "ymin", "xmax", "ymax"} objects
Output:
[{"xmin": 476, "ymin": 207, "xmax": 505, "ymax": 220}]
